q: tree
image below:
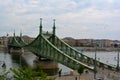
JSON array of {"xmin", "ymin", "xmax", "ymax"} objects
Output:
[
  {"xmin": 77, "ymin": 65, "xmax": 84, "ymax": 79},
  {"xmin": 10, "ymin": 67, "xmax": 55, "ymax": 80},
  {"xmin": 0, "ymin": 67, "xmax": 55, "ymax": 80},
  {"xmin": 0, "ymin": 70, "xmax": 9, "ymax": 80}
]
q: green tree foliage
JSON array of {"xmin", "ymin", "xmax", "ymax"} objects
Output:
[
  {"xmin": 77, "ymin": 65, "xmax": 84, "ymax": 79},
  {"xmin": 10, "ymin": 67, "xmax": 55, "ymax": 80},
  {"xmin": 0, "ymin": 67, "xmax": 55, "ymax": 80},
  {"xmin": 77, "ymin": 65, "xmax": 84, "ymax": 75},
  {"xmin": 0, "ymin": 70, "xmax": 9, "ymax": 80},
  {"xmin": 10, "ymin": 67, "xmax": 34, "ymax": 80}
]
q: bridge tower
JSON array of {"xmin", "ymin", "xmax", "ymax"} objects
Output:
[
  {"xmin": 39, "ymin": 18, "xmax": 42, "ymax": 34},
  {"xmin": 52, "ymin": 19, "xmax": 56, "ymax": 45},
  {"xmin": 8, "ymin": 31, "xmax": 23, "ymax": 53},
  {"xmin": 53, "ymin": 19, "xmax": 56, "ymax": 36},
  {"xmin": 18, "ymin": 31, "xmax": 25, "ymax": 53},
  {"xmin": 35, "ymin": 18, "xmax": 59, "ymax": 76}
]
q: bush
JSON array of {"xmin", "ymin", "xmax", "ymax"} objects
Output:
[{"xmin": 0, "ymin": 67, "xmax": 55, "ymax": 80}]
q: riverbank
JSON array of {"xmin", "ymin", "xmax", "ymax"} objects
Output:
[
  {"xmin": 75, "ymin": 47, "xmax": 120, "ymax": 52},
  {"xmin": 0, "ymin": 45, "xmax": 7, "ymax": 51}
]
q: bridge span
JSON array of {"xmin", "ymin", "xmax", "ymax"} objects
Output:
[{"xmin": 8, "ymin": 18, "xmax": 120, "ymax": 77}]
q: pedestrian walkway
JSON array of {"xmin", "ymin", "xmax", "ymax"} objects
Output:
[
  {"xmin": 48, "ymin": 69, "xmax": 120, "ymax": 80},
  {"xmin": 56, "ymin": 76, "xmax": 86, "ymax": 80},
  {"xmin": 48, "ymin": 70, "xmax": 93, "ymax": 80}
]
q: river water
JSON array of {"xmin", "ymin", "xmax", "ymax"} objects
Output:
[
  {"xmin": 83, "ymin": 51, "xmax": 120, "ymax": 67},
  {"xmin": 0, "ymin": 50, "xmax": 27, "ymax": 71},
  {"xmin": 0, "ymin": 51, "xmax": 18, "ymax": 70}
]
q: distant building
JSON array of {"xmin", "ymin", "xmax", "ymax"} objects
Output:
[
  {"xmin": 76, "ymin": 39, "xmax": 93, "ymax": 47},
  {"xmin": 111, "ymin": 40, "xmax": 120, "ymax": 48},
  {"xmin": 101, "ymin": 39, "xmax": 113, "ymax": 47},
  {"xmin": 0, "ymin": 36, "xmax": 8, "ymax": 46},
  {"xmin": 22, "ymin": 35, "xmax": 35, "ymax": 44},
  {"xmin": 62, "ymin": 37, "xmax": 119, "ymax": 48},
  {"xmin": 62, "ymin": 37, "xmax": 76, "ymax": 46}
]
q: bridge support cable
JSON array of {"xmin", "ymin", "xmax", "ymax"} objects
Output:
[
  {"xmin": 23, "ymin": 33, "xmax": 94, "ymax": 71},
  {"xmin": 9, "ymin": 33, "xmax": 94, "ymax": 71},
  {"xmin": 18, "ymin": 32, "xmax": 26, "ymax": 46},
  {"xmin": 48, "ymin": 35, "xmax": 117, "ymax": 71}
]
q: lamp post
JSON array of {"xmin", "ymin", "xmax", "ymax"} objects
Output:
[
  {"xmin": 114, "ymin": 44, "xmax": 119, "ymax": 71},
  {"xmin": 117, "ymin": 50, "xmax": 119, "ymax": 71},
  {"xmin": 94, "ymin": 45, "xmax": 97, "ymax": 79}
]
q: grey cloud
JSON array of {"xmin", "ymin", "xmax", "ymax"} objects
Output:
[{"xmin": 0, "ymin": 0, "xmax": 120, "ymax": 39}]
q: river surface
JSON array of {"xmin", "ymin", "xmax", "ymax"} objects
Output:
[
  {"xmin": 0, "ymin": 51, "xmax": 27, "ymax": 71},
  {"xmin": 83, "ymin": 51, "xmax": 120, "ymax": 67},
  {"xmin": 0, "ymin": 51, "xmax": 19, "ymax": 70}
]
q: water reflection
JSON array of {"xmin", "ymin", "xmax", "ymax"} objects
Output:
[
  {"xmin": 11, "ymin": 53, "xmax": 27, "ymax": 68},
  {"xmin": 0, "ymin": 51, "xmax": 12, "ymax": 70},
  {"xmin": 0, "ymin": 50, "xmax": 83, "ymax": 76},
  {"xmin": 0, "ymin": 51, "xmax": 27, "ymax": 71}
]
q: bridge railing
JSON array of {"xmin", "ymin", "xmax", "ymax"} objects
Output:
[
  {"xmin": 8, "ymin": 36, "xmax": 22, "ymax": 48},
  {"xmin": 48, "ymin": 35, "xmax": 117, "ymax": 71}
]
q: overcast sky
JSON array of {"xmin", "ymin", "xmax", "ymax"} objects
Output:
[{"xmin": 0, "ymin": 0, "xmax": 120, "ymax": 40}]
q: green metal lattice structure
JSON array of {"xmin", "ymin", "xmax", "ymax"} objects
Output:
[
  {"xmin": 18, "ymin": 32, "xmax": 26, "ymax": 46},
  {"xmin": 8, "ymin": 18, "xmax": 118, "ymax": 72},
  {"xmin": 8, "ymin": 32, "xmax": 22, "ymax": 48}
]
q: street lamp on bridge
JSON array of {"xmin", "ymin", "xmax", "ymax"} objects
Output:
[
  {"xmin": 114, "ymin": 43, "xmax": 120, "ymax": 71},
  {"xmin": 94, "ymin": 44, "xmax": 97, "ymax": 79}
]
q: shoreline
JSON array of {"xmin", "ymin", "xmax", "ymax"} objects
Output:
[{"xmin": 75, "ymin": 47, "xmax": 120, "ymax": 52}]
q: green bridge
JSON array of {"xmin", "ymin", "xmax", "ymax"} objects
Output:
[{"xmin": 8, "ymin": 18, "xmax": 118, "ymax": 72}]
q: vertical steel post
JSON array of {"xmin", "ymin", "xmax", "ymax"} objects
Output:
[
  {"xmin": 94, "ymin": 46, "xmax": 97, "ymax": 79},
  {"xmin": 52, "ymin": 19, "xmax": 56, "ymax": 45},
  {"xmin": 114, "ymin": 44, "xmax": 119, "ymax": 71},
  {"xmin": 39, "ymin": 18, "xmax": 42, "ymax": 35},
  {"xmin": 52, "ymin": 19, "xmax": 56, "ymax": 75},
  {"xmin": 117, "ymin": 48, "xmax": 119, "ymax": 71},
  {"xmin": 39, "ymin": 18, "xmax": 42, "ymax": 54},
  {"xmin": 53, "ymin": 19, "xmax": 56, "ymax": 36}
]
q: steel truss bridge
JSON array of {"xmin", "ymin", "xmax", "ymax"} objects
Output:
[{"xmin": 8, "ymin": 19, "xmax": 119, "ymax": 73}]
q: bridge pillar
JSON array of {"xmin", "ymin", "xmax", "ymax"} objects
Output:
[
  {"xmin": 33, "ymin": 58, "xmax": 59, "ymax": 76},
  {"xmin": 8, "ymin": 47, "xmax": 24, "ymax": 54}
]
